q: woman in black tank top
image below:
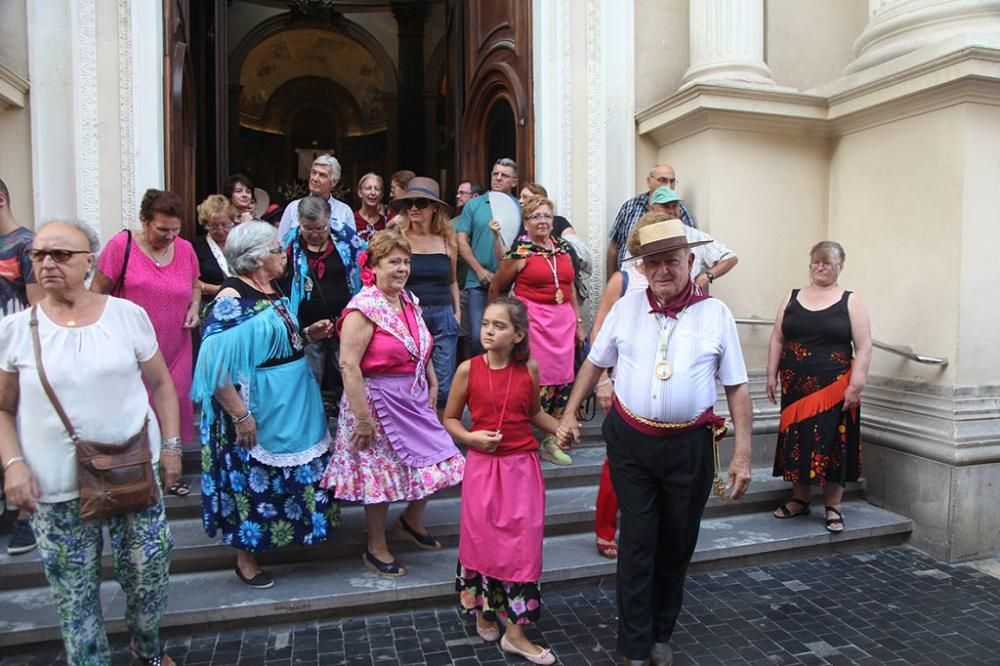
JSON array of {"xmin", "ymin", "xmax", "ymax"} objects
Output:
[{"xmin": 766, "ymin": 241, "xmax": 872, "ymax": 533}]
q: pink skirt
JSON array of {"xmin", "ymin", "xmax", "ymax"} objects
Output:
[
  {"xmin": 522, "ymin": 299, "xmax": 575, "ymax": 386},
  {"xmin": 459, "ymin": 449, "xmax": 544, "ymax": 583}
]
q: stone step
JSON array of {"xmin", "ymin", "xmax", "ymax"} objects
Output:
[
  {"xmin": 0, "ymin": 467, "xmax": 862, "ymax": 590},
  {"xmin": 0, "ymin": 500, "xmax": 911, "ymax": 650}
]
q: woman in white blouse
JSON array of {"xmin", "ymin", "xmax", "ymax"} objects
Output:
[{"xmin": 0, "ymin": 220, "xmax": 181, "ymax": 666}]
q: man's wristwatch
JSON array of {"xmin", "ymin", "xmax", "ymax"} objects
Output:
[{"xmin": 705, "ymin": 270, "xmax": 715, "ymax": 284}]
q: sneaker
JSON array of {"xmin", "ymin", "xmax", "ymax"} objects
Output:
[
  {"xmin": 540, "ymin": 437, "xmax": 572, "ymax": 466},
  {"xmin": 7, "ymin": 519, "xmax": 37, "ymax": 555}
]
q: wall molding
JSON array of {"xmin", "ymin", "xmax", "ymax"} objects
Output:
[
  {"xmin": 117, "ymin": 0, "xmax": 135, "ymax": 227},
  {"xmin": 636, "ymin": 42, "xmax": 1000, "ymax": 145},
  {"xmin": 0, "ymin": 64, "xmax": 29, "ymax": 111},
  {"xmin": 584, "ymin": 0, "xmax": 605, "ymax": 319},
  {"xmin": 72, "ymin": 0, "xmax": 100, "ymax": 228}
]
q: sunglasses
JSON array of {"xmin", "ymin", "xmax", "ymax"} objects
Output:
[
  {"xmin": 401, "ymin": 198, "xmax": 432, "ymax": 210},
  {"xmin": 27, "ymin": 249, "xmax": 91, "ymax": 263},
  {"xmin": 266, "ymin": 246, "xmax": 284, "ymax": 255}
]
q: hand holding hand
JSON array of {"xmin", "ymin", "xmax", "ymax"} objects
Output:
[
  {"xmin": 307, "ymin": 319, "xmax": 335, "ymax": 341},
  {"xmin": 466, "ymin": 430, "xmax": 502, "ymax": 453},
  {"xmin": 556, "ymin": 415, "xmax": 581, "ymax": 449}
]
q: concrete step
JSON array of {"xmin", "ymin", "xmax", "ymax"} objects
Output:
[
  {"xmin": 0, "ymin": 467, "xmax": 863, "ymax": 589},
  {"xmin": 0, "ymin": 499, "xmax": 911, "ymax": 649}
]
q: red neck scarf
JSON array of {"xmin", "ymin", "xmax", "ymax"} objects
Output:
[
  {"xmin": 646, "ymin": 281, "xmax": 711, "ymax": 319},
  {"xmin": 304, "ymin": 241, "xmax": 336, "ymax": 280}
]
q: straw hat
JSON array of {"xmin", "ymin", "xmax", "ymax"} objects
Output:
[{"xmin": 623, "ymin": 218, "xmax": 712, "ymax": 262}]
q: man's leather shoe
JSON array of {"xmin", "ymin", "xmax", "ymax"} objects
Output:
[{"xmin": 650, "ymin": 642, "xmax": 674, "ymax": 665}]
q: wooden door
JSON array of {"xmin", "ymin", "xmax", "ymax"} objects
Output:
[
  {"xmin": 164, "ymin": 0, "xmax": 197, "ymax": 238},
  {"xmin": 460, "ymin": 0, "xmax": 533, "ymax": 185}
]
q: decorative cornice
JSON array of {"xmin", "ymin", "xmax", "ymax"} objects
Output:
[
  {"xmin": 118, "ymin": 0, "xmax": 136, "ymax": 227},
  {"xmin": 636, "ymin": 43, "xmax": 1000, "ymax": 144},
  {"xmin": 0, "ymin": 64, "xmax": 29, "ymax": 111}
]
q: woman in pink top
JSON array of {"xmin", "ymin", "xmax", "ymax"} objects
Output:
[
  {"xmin": 93, "ymin": 189, "xmax": 201, "ymax": 446},
  {"xmin": 320, "ymin": 230, "xmax": 464, "ymax": 578}
]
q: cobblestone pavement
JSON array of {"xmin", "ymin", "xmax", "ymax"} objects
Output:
[{"xmin": 3, "ymin": 546, "xmax": 999, "ymax": 665}]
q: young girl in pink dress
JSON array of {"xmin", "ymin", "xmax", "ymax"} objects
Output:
[{"xmin": 444, "ymin": 297, "xmax": 564, "ymax": 666}]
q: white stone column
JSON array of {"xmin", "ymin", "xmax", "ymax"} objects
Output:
[
  {"xmin": 681, "ymin": 0, "xmax": 775, "ymax": 89},
  {"xmin": 847, "ymin": 0, "xmax": 1000, "ymax": 74}
]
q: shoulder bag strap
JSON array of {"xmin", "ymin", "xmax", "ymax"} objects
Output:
[
  {"xmin": 111, "ymin": 230, "xmax": 132, "ymax": 297},
  {"xmin": 28, "ymin": 305, "xmax": 79, "ymax": 442}
]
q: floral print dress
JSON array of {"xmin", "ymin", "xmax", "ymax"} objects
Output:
[{"xmin": 773, "ymin": 289, "xmax": 861, "ymax": 486}]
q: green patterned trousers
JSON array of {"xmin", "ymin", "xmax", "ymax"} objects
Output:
[{"xmin": 29, "ymin": 490, "xmax": 173, "ymax": 666}]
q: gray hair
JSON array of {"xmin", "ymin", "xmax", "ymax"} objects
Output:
[
  {"xmin": 810, "ymin": 240, "xmax": 846, "ymax": 264},
  {"xmin": 225, "ymin": 221, "xmax": 278, "ymax": 275},
  {"xmin": 37, "ymin": 219, "xmax": 101, "ymax": 278},
  {"xmin": 648, "ymin": 163, "xmax": 675, "ymax": 177},
  {"xmin": 495, "ymin": 157, "xmax": 519, "ymax": 177},
  {"xmin": 298, "ymin": 195, "xmax": 331, "ymax": 224},
  {"xmin": 312, "ymin": 154, "xmax": 342, "ymax": 181}
]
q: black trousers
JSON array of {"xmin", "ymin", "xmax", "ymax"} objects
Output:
[{"xmin": 603, "ymin": 408, "xmax": 714, "ymax": 660}]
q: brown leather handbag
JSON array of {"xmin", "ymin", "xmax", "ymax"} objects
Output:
[{"xmin": 29, "ymin": 306, "xmax": 158, "ymax": 521}]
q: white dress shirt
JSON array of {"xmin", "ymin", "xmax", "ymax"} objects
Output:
[
  {"xmin": 589, "ymin": 289, "xmax": 748, "ymax": 423},
  {"xmin": 277, "ymin": 194, "xmax": 356, "ymax": 241}
]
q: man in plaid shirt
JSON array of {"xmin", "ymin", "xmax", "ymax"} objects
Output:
[{"xmin": 606, "ymin": 164, "xmax": 697, "ymax": 277}]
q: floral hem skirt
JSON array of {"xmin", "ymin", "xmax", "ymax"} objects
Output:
[{"xmin": 456, "ymin": 562, "xmax": 542, "ymax": 625}]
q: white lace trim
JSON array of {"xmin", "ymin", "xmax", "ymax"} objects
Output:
[{"xmin": 247, "ymin": 430, "xmax": 332, "ymax": 467}]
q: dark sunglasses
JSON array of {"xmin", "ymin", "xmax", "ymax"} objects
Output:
[
  {"xmin": 401, "ymin": 198, "xmax": 432, "ymax": 210},
  {"xmin": 27, "ymin": 249, "xmax": 91, "ymax": 263}
]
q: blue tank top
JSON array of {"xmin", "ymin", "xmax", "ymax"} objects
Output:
[{"xmin": 408, "ymin": 253, "xmax": 452, "ymax": 306}]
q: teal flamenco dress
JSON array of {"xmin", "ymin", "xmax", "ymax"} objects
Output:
[{"xmin": 192, "ymin": 281, "xmax": 339, "ymax": 551}]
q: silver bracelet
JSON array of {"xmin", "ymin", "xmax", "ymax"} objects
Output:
[
  {"xmin": 232, "ymin": 410, "xmax": 253, "ymax": 425},
  {"xmin": 2, "ymin": 456, "xmax": 25, "ymax": 472},
  {"xmin": 162, "ymin": 437, "xmax": 183, "ymax": 454}
]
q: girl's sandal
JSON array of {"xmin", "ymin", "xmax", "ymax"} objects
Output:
[
  {"xmin": 773, "ymin": 498, "xmax": 811, "ymax": 519},
  {"xmin": 596, "ymin": 538, "xmax": 619, "ymax": 559}
]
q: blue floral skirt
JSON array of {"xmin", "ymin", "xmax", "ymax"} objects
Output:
[{"xmin": 201, "ymin": 426, "xmax": 339, "ymax": 551}]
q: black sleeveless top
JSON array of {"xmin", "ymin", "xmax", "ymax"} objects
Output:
[
  {"xmin": 408, "ymin": 253, "xmax": 452, "ymax": 307},
  {"xmin": 780, "ymin": 289, "xmax": 853, "ymax": 374}
]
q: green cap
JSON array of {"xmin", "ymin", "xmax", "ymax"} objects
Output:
[{"xmin": 650, "ymin": 186, "xmax": 682, "ymax": 205}]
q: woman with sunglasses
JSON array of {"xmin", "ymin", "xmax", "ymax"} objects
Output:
[
  {"xmin": 393, "ymin": 177, "xmax": 461, "ymax": 412},
  {"xmin": 489, "ymin": 195, "xmax": 584, "ymax": 466},
  {"xmin": 0, "ymin": 220, "xmax": 181, "ymax": 665},
  {"xmin": 192, "ymin": 222, "xmax": 340, "ymax": 589},
  {"xmin": 92, "ymin": 189, "xmax": 201, "ymax": 445}
]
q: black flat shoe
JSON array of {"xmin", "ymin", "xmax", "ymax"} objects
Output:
[
  {"xmin": 395, "ymin": 515, "xmax": 441, "ymax": 550},
  {"xmin": 235, "ymin": 566, "xmax": 274, "ymax": 589},
  {"xmin": 363, "ymin": 550, "xmax": 405, "ymax": 577},
  {"xmin": 774, "ymin": 498, "xmax": 811, "ymax": 519},
  {"xmin": 825, "ymin": 506, "xmax": 845, "ymax": 533}
]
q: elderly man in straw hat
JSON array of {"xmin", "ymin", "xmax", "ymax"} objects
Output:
[{"xmin": 559, "ymin": 214, "xmax": 752, "ymax": 665}]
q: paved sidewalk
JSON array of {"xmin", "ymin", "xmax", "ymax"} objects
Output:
[{"xmin": 3, "ymin": 546, "xmax": 998, "ymax": 665}]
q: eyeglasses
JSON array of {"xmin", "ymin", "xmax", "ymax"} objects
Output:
[
  {"xmin": 401, "ymin": 198, "xmax": 432, "ymax": 210},
  {"xmin": 810, "ymin": 261, "xmax": 840, "ymax": 269},
  {"xmin": 206, "ymin": 221, "xmax": 234, "ymax": 231},
  {"xmin": 528, "ymin": 213, "xmax": 554, "ymax": 221},
  {"xmin": 653, "ymin": 176, "xmax": 678, "ymax": 186},
  {"xmin": 27, "ymin": 249, "xmax": 91, "ymax": 263},
  {"xmin": 266, "ymin": 246, "xmax": 284, "ymax": 255}
]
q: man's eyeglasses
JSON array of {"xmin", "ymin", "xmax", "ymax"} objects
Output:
[
  {"xmin": 27, "ymin": 249, "xmax": 91, "ymax": 263},
  {"xmin": 528, "ymin": 213, "xmax": 554, "ymax": 221},
  {"xmin": 653, "ymin": 176, "xmax": 678, "ymax": 187},
  {"xmin": 401, "ymin": 198, "xmax": 432, "ymax": 210},
  {"xmin": 810, "ymin": 261, "xmax": 840, "ymax": 269}
]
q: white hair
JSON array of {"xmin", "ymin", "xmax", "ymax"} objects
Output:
[
  {"xmin": 37, "ymin": 219, "xmax": 101, "ymax": 278},
  {"xmin": 312, "ymin": 154, "xmax": 342, "ymax": 181},
  {"xmin": 225, "ymin": 221, "xmax": 278, "ymax": 275}
]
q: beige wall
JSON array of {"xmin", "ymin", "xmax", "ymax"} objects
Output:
[
  {"xmin": 766, "ymin": 0, "xmax": 868, "ymax": 91},
  {"xmin": 829, "ymin": 108, "xmax": 965, "ymax": 386},
  {"xmin": 0, "ymin": 0, "xmax": 33, "ymax": 227},
  {"xmin": 96, "ymin": 0, "xmax": 123, "ymax": 236},
  {"xmin": 634, "ymin": 0, "xmax": 688, "ymax": 113}
]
